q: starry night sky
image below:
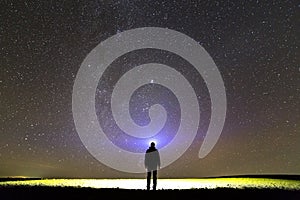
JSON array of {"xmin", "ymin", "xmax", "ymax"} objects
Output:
[{"xmin": 0, "ymin": 1, "xmax": 299, "ymax": 178}]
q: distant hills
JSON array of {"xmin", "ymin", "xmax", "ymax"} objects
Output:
[{"xmin": 0, "ymin": 174, "xmax": 299, "ymax": 182}]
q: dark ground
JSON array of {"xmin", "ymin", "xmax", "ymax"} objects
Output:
[
  {"xmin": 0, "ymin": 185, "xmax": 300, "ymax": 200},
  {"xmin": 1, "ymin": 175, "xmax": 300, "ymax": 199}
]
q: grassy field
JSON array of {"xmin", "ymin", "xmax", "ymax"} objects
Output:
[{"xmin": 1, "ymin": 176, "xmax": 300, "ymax": 199}]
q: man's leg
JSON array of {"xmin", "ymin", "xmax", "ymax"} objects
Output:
[
  {"xmin": 147, "ymin": 171, "xmax": 151, "ymax": 190},
  {"xmin": 153, "ymin": 170, "xmax": 157, "ymax": 190}
]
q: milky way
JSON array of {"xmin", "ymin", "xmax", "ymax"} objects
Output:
[{"xmin": 0, "ymin": 1, "xmax": 299, "ymax": 178}]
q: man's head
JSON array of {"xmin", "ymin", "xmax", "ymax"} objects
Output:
[{"xmin": 150, "ymin": 142, "xmax": 155, "ymax": 148}]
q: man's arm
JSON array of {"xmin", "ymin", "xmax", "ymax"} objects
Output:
[
  {"xmin": 144, "ymin": 153, "xmax": 148, "ymax": 169},
  {"xmin": 157, "ymin": 151, "xmax": 161, "ymax": 169}
]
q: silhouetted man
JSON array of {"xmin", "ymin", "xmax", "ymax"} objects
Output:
[{"xmin": 144, "ymin": 142, "xmax": 160, "ymax": 190}]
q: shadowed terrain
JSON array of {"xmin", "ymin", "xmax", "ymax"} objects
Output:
[
  {"xmin": 1, "ymin": 175, "xmax": 300, "ymax": 199},
  {"xmin": 0, "ymin": 185, "xmax": 300, "ymax": 200}
]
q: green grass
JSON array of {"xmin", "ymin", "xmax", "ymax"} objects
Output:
[{"xmin": 1, "ymin": 177, "xmax": 300, "ymax": 190}]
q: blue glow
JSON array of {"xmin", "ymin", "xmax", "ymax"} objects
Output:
[{"xmin": 148, "ymin": 140, "xmax": 157, "ymax": 147}]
